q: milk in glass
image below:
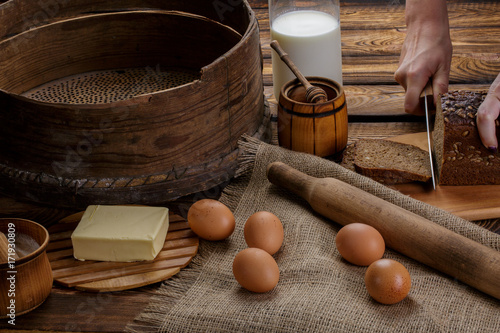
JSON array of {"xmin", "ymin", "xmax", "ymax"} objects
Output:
[{"xmin": 271, "ymin": 10, "xmax": 342, "ymax": 100}]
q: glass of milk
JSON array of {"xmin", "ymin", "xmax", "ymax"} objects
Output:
[{"xmin": 269, "ymin": 0, "xmax": 342, "ymax": 100}]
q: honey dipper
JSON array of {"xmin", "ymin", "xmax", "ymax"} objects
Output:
[{"xmin": 271, "ymin": 40, "xmax": 328, "ymax": 104}]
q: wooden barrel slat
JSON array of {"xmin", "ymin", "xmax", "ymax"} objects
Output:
[{"xmin": 278, "ymin": 78, "xmax": 348, "ymax": 157}]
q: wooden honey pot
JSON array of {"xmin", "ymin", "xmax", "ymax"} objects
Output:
[{"xmin": 277, "ymin": 77, "xmax": 348, "ymax": 157}]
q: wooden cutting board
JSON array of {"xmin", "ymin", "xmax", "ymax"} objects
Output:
[
  {"xmin": 47, "ymin": 211, "xmax": 198, "ymax": 292},
  {"xmin": 387, "ymin": 132, "xmax": 500, "ymax": 221}
]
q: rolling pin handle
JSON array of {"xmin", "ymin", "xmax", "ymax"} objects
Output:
[{"xmin": 267, "ymin": 162, "xmax": 314, "ymax": 202}]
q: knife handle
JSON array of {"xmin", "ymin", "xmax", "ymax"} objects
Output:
[
  {"xmin": 420, "ymin": 80, "xmax": 435, "ymax": 113},
  {"xmin": 419, "ymin": 80, "xmax": 433, "ymax": 99}
]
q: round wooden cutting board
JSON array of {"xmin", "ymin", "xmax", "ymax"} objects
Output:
[{"xmin": 47, "ymin": 211, "xmax": 198, "ymax": 292}]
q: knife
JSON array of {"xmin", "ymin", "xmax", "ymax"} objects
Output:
[{"xmin": 421, "ymin": 81, "xmax": 437, "ymax": 190}]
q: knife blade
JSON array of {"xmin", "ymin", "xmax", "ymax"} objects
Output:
[{"xmin": 421, "ymin": 81, "xmax": 437, "ymax": 190}]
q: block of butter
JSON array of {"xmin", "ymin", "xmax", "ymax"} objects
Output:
[{"xmin": 71, "ymin": 205, "xmax": 169, "ymax": 262}]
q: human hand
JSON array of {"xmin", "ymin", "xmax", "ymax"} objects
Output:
[
  {"xmin": 394, "ymin": 0, "xmax": 452, "ymax": 115},
  {"xmin": 394, "ymin": 24, "xmax": 452, "ymax": 115},
  {"xmin": 477, "ymin": 73, "xmax": 500, "ymax": 152}
]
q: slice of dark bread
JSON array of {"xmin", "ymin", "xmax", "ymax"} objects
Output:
[{"xmin": 352, "ymin": 139, "xmax": 431, "ymax": 184}]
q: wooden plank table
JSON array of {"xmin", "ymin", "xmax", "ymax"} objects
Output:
[{"xmin": 1, "ymin": 0, "xmax": 499, "ymax": 331}]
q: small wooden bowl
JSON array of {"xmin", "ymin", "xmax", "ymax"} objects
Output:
[
  {"xmin": 278, "ymin": 77, "xmax": 348, "ymax": 157},
  {"xmin": 0, "ymin": 218, "xmax": 53, "ymax": 318}
]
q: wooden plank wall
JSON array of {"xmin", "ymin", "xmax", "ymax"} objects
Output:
[{"xmin": 253, "ymin": 0, "xmax": 500, "ymax": 119}]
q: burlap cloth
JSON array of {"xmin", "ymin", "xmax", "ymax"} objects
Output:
[{"xmin": 126, "ymin": 135, "xmax": 500, "ymax": 333}]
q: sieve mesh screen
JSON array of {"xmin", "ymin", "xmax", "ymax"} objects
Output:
[{"xmin": 22, "ymin": 67, "xmax": 200, "ymax": 104}]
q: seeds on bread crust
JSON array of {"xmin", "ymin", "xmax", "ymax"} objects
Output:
[{"xmin": 435, "ymin": 90, "xmax": 499, "ymax": 185}]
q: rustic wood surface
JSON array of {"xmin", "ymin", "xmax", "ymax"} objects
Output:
[{"xmin": 0, "ymin": 0, "xmax": 499, "ymax": 331}]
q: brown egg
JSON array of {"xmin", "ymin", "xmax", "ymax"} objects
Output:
[
  {"xmin": 365, "ymin": 259, "xmax": 411, "ymax": 305},
  {"xmin": 335, "ymin": 223, "xmax": 385, "ymax": 266},
  {"xmin": 232, "ymin": 247, "xmax": 280, "ymax": 293},
  {"xmin": 187, "ymin": 199, "xmax": 235, "ymax": 241},
  {"xmin": 244, "ymin": 211, "xmax": 284, "ymax": 255}
]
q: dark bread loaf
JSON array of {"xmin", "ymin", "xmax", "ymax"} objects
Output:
[
  {"xmin": 434, "ymin": 91, "xmax": 500, "ymax": 185},
  {"xmin": 352, "ymin": 139, "xmax": 431, "ymax": 184}
]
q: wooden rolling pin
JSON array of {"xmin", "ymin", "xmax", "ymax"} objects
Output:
[{"xmin": 266, "ymin": 162, "xmax": 500, "ymax": 300}]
